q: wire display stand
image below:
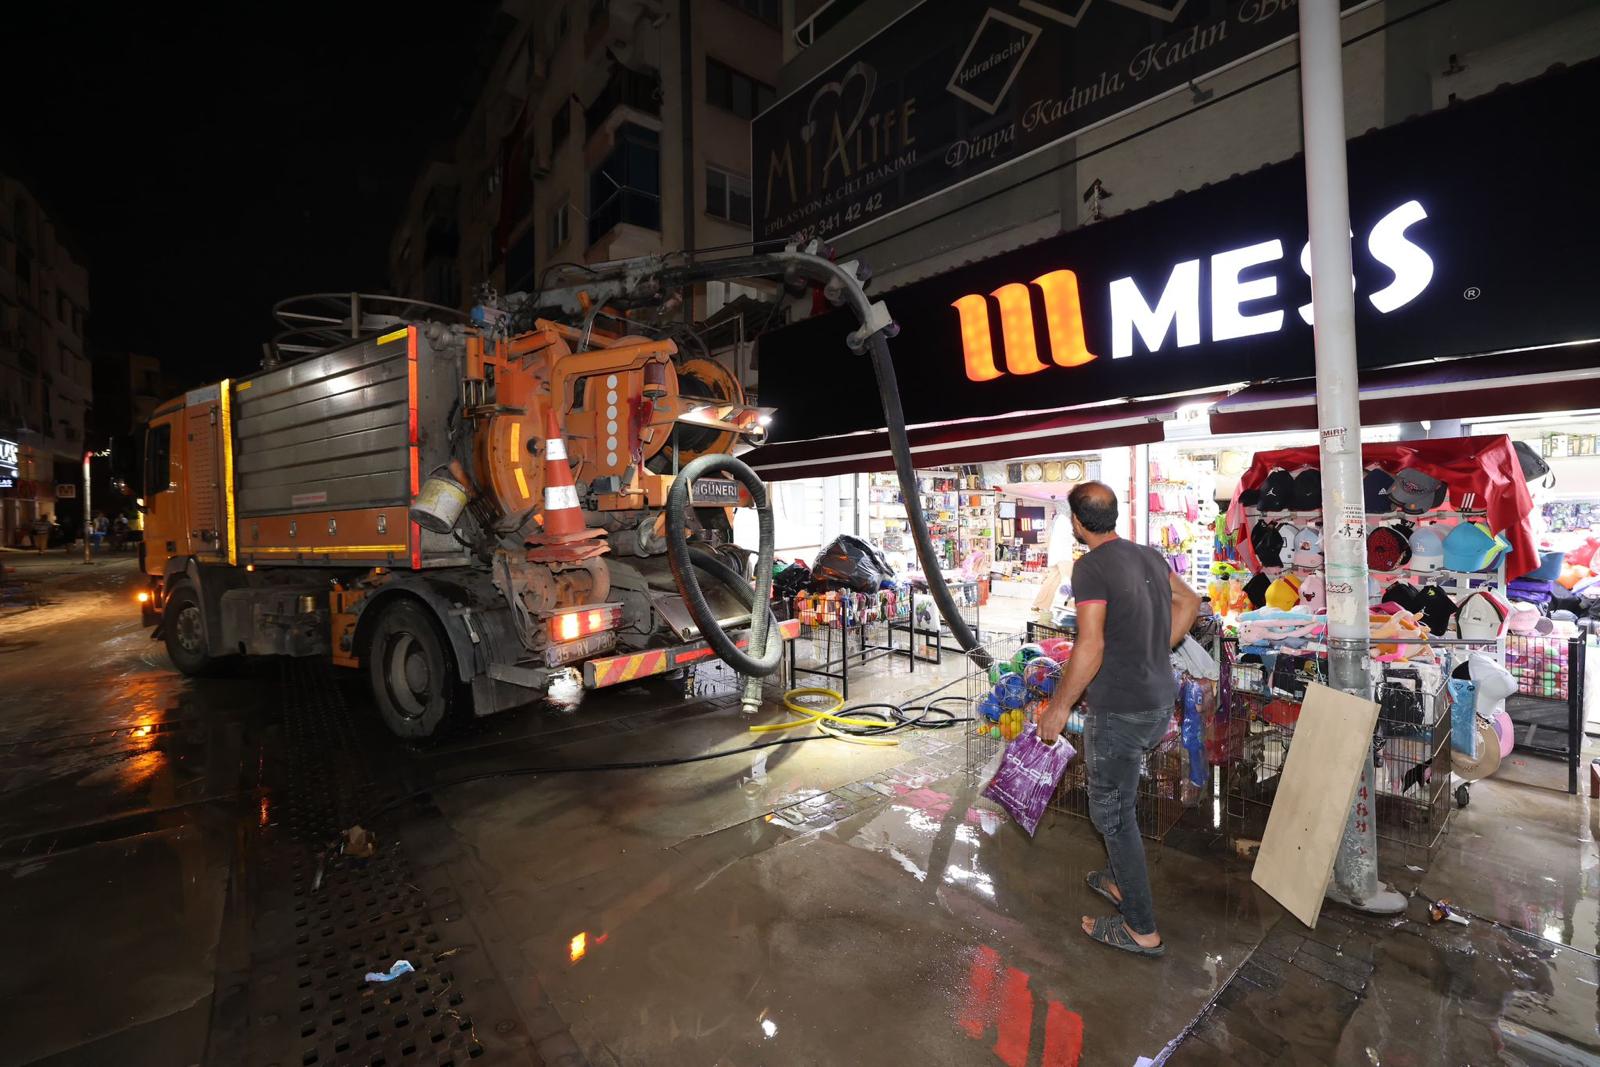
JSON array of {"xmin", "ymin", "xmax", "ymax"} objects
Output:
[
  {"xmin": 1504, "ymin": 633, "xmax": 1586, "ymax": 795},
  {"xmin": 963, "ymin": 635, "xmax": 1186, "ymax": 842}
]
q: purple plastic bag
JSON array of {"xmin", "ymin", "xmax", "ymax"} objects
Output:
[{"xmin": 982, "ymin": 722, "xmax": 1077, "ymax": 836}]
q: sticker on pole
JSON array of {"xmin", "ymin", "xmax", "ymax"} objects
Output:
[
  {"xmin": 1320, "ymin": 426, "xmax": 1350, "ymax": 454},
  {"xmin": 1335, "ymin": 504, "xmax": 1365, "ymax": 541}
]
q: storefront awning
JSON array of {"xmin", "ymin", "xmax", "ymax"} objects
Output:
[
  {"xmin": 1209, "ymin": 345, "xmax": 1600, "ymax": 436},
  {"xmin": 740, "ymin": 396, "xmax": 1205, "ymax": 481}
]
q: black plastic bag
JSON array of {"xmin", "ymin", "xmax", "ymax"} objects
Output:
[
  {"xmin": 772, "ymin": 560, "xmax": 812, "ymax": 600},
  {"xmin": 811, "ymin": 535, "xmax": 896, "ymax": 593}
]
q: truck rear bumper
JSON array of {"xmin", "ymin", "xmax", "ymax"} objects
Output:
[{"xmin": 583, "ymin": 618, "xmax": 800, "ymax": 689}]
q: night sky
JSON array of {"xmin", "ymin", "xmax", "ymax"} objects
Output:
[{"xmin": 2, "ymin": 2, "xmax": 500, "ymax": 389}]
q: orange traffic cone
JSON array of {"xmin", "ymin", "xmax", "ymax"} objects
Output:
[{"xmin": 527, "ymin": 408, "xmax": 607, "ymax": 562}]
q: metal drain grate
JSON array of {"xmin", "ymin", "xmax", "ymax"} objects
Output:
[{"xmin": 206, "ymin": 660, "xmax": 527, "ymax": 1066}]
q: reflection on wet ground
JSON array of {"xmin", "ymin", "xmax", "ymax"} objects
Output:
[{"xmin": 3, "ymin": 555, "xmax": 1599, "ymax": 1064}]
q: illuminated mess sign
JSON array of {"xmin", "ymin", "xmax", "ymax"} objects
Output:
[
  {"xmin": 954, "ymin": 200, "xmax": 1433, "ymax": 381},
  {"xmin": 0, "ymin": 438, "xmax": 17, "ymax": 489}
]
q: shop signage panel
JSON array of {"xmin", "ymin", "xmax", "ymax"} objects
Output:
[
  {"xmin": 753, "ymin": 0, "xmax": 1365, "ymax": 242},
  {"xmin": 757, "ymin": 61, "xmax": 1600, "ymax": 443},
  {"xmin": 0, "ymin": 438, "xmax": 16, "ymax": 489}
]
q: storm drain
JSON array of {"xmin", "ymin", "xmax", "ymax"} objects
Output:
[{"xmin": 206, "ymin": 660, "xmax": 532, "ymax": 1066}]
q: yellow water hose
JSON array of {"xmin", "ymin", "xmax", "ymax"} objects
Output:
[{"xmin": 750, "ymin": 687, "xmax": 901, "ymax": 746}]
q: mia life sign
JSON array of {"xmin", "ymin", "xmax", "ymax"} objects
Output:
[{"xmin": 954, "ymin": 200, "xmax": 1433, "ymax": 381}]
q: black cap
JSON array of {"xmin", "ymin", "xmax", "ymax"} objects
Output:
[{"xmin": 1292, "ymin": 469, "xmax": 1322, "ymax": 511}]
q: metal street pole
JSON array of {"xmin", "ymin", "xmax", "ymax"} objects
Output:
[
  {"xmin": 82, "ymin": 450, "xmax": 92, "ymax": 564},
  {"xmin": 1297, "ymin": 0, "xmax": 1405, "ymax": 914}
]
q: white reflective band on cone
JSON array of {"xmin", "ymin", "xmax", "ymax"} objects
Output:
[
  {"xmin": 545, "ymin": 484, "xmax": 581, "ymax": 510},
  {"xmin": 546, "ymin": 437, "xmax": 568, "ymax": 461}
]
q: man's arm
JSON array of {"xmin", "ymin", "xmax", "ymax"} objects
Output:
[
  {"xmin": 1168, "ymin": 570, "xmax": 1201, "ymax": 649},
  {"xmin": 1038, "ymin": 601, "xmax": 1105, "ymax": 743}
]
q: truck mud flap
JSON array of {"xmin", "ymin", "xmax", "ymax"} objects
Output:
[{"xmin": 584, "ymin": 618, "xmax": 800, "ymax": 689}]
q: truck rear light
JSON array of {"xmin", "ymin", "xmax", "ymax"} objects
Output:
[
  {"xmin": 137, "ymin": 591, "xmax": 150, "ymax": 603},
  {"xmin": 550, "ymin": 605, "xmax": 623, "ymax": 643}
]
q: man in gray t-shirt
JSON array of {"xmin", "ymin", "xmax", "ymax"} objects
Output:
[{"xmin": 1039, "ymin": 482, "xmax": 1200, "ymax": 958}]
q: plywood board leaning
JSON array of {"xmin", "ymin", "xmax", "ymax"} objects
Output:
[{"xmin": 1250, "ymin": 682, "xmax": 1380, "ymax": 928}]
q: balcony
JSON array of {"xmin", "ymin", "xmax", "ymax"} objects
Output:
[{"xmin": 584, "ymin": 66, "xmax": 661, "ymax": 139}]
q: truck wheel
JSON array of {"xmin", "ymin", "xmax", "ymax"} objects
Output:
[
  {"xmin": 368, "ymin": 600, "xmax": 457, "ymax": 739},
  {"xmin": 163, "ymin": 581, "xmax": 221, "ymax": 676}
]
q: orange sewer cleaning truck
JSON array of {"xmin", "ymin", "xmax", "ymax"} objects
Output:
[{"xmin": 134, "ymin": 246, "xmax": 905, "ymax": 737}]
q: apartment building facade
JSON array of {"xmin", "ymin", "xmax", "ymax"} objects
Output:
[
  {"xmin": 389, "ymin": 0, "xmax": 782, "ymax": 338},
  {"xmin": 0, "ymin": 171, "xmax": 92, "ymax": 547}
]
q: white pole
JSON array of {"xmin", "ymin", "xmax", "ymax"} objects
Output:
[{"xmin": 1297, "ymin": 0, "xmax": 1404, "ymax": 914}]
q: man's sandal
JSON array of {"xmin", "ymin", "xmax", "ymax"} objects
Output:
[
  {"xmin": 1086, "ymin": 870, "xmax": 1122, "ymax": 912},
  {"xmin": 1083, "ymin": 914, "xmax": 1165, "ymax": 957}
]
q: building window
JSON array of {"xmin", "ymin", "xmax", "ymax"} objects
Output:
[
  {"xmin": 587, "ymin": 123, "xmax": 661, "ymax": 244},
  {"xmin": 705, "ymin": 167, "xmax": 752, "ymax": 226},
  {"xmin": 551, "ymin": 99, "xmax": 571, "ymax": 153},
  {"xmin": 553, "ymin": 4, "xmax": 569, "ymax": 43},
  {"xmin": 549, "ymin": 202, "xmax": 570, "ymax": 253},
  {"xmin": 59, "ymin": 343, "xmax": 72, "ymax": 372},
  {"xmin": 588, "ymin": 0, "xmax": 608, "ymax": 26},
  {"xmin": 705, "ymin": 57, "xmax": 776, "ymax": 120},
  {"xmin": 57, "ymin": 293, "xmax": 67, "ymax": 323},
  {"xmin": 722, "ymin": 0, "xmax": 780, "ymax": 27},
  {"xmin": 146, "ymin": 423, "xmax": 171, "ymax": 495}
]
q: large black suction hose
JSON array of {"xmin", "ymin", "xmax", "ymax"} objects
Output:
[
  {"xmin": 666, "ymin": 454, "xmax": 780, "ymax": 713},
  {"xmin": 866, "ymin": 331, "xmax": 992, "ymax": 669}
]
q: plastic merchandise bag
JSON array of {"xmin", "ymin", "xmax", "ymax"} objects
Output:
[
  {"xmin": 982, "ymin": 723, "xmax": 1076, "ymax": 836},
  {"xmin": 811, "ymin": 534, "xmax": 896, "ymax": 593}
]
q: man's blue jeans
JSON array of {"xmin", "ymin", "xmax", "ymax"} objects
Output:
[{"xmin": 1083, "ymin": 707, "xmax": 1172, "ymax": 936}]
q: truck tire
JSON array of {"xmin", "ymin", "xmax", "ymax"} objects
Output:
[
  {"xmin": 367, "ymin": 600, "xmax": 457, "ymax": 739},
  {"xmin": 163, "ymin": 580, "xmax": 225, "ymax": 676}
]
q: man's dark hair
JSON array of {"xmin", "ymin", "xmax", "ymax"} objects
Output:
[{"xmin": 1068, "ymin": 481, "xmax": 1119, "ymax": 534}]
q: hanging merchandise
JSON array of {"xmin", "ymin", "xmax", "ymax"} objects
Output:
[
  {"xmin": 1442, "ymin": 523, "xmax": 1511, "ymax": 573},
  {"xmin": 1367, "ymin": 523, "xmax": 1414, "ymax": 572},
  {"xmin": 1388, "ymin": 468, "xmax": 1450, "ymax": 515},
  {"xmin": 1364, "ymin": 468, "xmax": 1397, "ymax": 513}
]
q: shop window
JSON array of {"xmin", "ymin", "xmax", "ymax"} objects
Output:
[
  {"xmin": 146, "ymin": 423, "xmax": 171, "ymax": 495},
  {"xmin": 587, "ymin": 124, "xmax": 660, "ymax": 244},
  {"xmin": 705, "ymin": 58, "xmax": 776, "ymax": 120},
  {"xmin": 705, "ymin": 166, "xmax": 752, "ymax": 226}
]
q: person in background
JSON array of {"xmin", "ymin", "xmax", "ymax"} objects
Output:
[
  {"xmin": 91, "ymin": 512, "xmax": 107, "ymax": 553},
  {"xmin": 1038, "ymin": 481, "xmax": 1201, "ymax": 958},
  {"xmin": 31, "ymin": 514, "xmax": 51, "ymax": 554}
]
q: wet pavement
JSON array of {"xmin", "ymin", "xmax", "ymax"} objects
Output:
[{"xmin": 2, "ymin": 550, "xmax": 1599, "ymax": 1065}]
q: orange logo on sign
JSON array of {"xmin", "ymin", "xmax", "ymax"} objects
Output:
[{"xmin": 952, "ymin": 269, "xmax": 1099, "ymax": 382}]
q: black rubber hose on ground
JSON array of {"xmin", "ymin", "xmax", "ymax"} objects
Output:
[
  {"xmin": 866, "ymin": 332, "xmax": 992, "ymax": 669},
  {"xmin": 666, "ymin": 454, "xmax": 780, "ymax": 679}
]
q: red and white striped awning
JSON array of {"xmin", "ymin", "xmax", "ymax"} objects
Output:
[
  {"xmin": 1210, "ymin": 344, "xmax": 1600, "ymax": 435},
  {"xmin": 741, "ymin": 395, "xmax": 1207, "ymax": 481}
]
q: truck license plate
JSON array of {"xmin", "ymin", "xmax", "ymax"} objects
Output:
[
  {"xmin": 546, "ymin": 631, "xmax": 616, "ymax": 667},
  {"xmin": 690, "ymin": 478, "xmax": 744, "ymax": 506}
]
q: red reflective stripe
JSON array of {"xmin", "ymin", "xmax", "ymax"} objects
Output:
[
  {"xmin": 1074, "ymin": 599, "xmax": 1106, "ymax": 606},
  {"xmin": 410, "ymin": 520, "xmax": 421, "ymax": 570},
  {"xmin": 957, "ymin": 945, "xmax": 1001, "ymax": 1039}
]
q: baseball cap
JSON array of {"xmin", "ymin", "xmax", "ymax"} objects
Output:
[
  {"xmin": 1388, "ymin": 468, "xmax": 1448, "ymax": 515},
  {"xmin": 1505, "ymin": 601, "xmax": 1541, "ymax": 634},
  {"xmin": 1516, "ymin": 550, "xmax": 1565, "ymax": 583},
  {"xmin": 1367, "ymin": 524, "xmax": 1413, "ymax": 572},
  {"xmin": 1297, "ymin": 573, "xmax": 1325, "ymax": 611},
  {"xmin": 1292, "ymin": 469, "xmax": 1322, "ymax": 512},
  {"xmin": 1292, "ymin": 526, "xmax": 1323, "ymax": 568},
  {"xmin": 1416, "ymin": 585, "xmax": 1457, "ymax": 637},
  {"xmin": 1265, "ymin": 573, "xmax": 1303, "ymax": 611},
  {"xmin": 1363, "ymin": 468, "xmax": 1395, "ymax": 514},
  {"xmin": 1459, "ymin": 590, "xmax": 1511, "ymax": 639},
  {"xmin": 1258, "ymin": 468, "xmax": 1296, "ymax": 514},
  {"xmin": 1251, "ymin": 521, "xmax": 1287, "ymax": 569},
  {"xmin": 1243, "ymin": 572, "xmax": 1272, "ymax": 609},
  {"xmin": 1408, "ymin": 526, "xmax": 1445, "ymax": 574},
  {"xmin": 1443, "ymin": 522, "xmax": 1510, "ymax": 572},
  {"xmin": 1381, "ymin": 581, "xmax": 1425, "ymax": 615}
]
